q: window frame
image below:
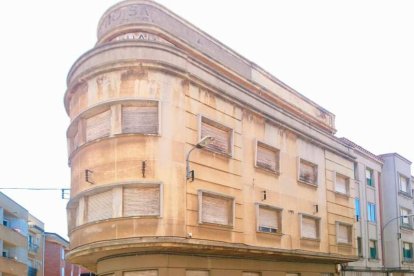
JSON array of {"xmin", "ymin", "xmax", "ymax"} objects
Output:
[
  {"xmin": 367, "ymin": 202, "xmax": 376, "ymax": 223},
  {"xmin": 198, "ymin": 190, "xmax": 235, "ymax": 228},
  {"xmin": 399, "ymin": 173, "xmax": 412, "ymax": 197},
  {"xmin": 255, "ymin": 203, "xmax": 283, "ymax": 235},
  {"xmin": 355, "ymin": 198, "xmax": 361, "ymax": 221},
  {"xmin": 297, "ymin": 158, "xmax": 319, "ymax": 186},
  {"xmin": 334, "ymin": 172, "xmax": 350, "ymax": 196},
  {"xmin": 400, "ymin": 207, "xmax": 412, "ymax": 229},
  {"xmin": 369, "ymin": 240, "xmax": 378, "ymax": 259},
  {"xmin": 198, "ymin": 115, "xmax": 234, "ymax": 157},
  {"xmin": 335, "ymin": 221, "xmax": 353, "ymax": 245},
  {"xmin": 366, "ymin": 168, "xmax": 374, "ymax": 187},
  {"xmin": 299, "ymin": 213, "xmax": 321, "ymax": 241},
  {"xmin": 403, "ymin": 241, "xmax": 413, "ymax": 262},
  {"xmin": 122, "ymin": 183, "xmax": 163, "ymax": 218},
  {"xmin": 254, "ymin": 140, "xmax": 280, "ymax": 174}
]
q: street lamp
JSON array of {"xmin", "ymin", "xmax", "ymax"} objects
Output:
[{"xmin": 186, "ymin": 136, "xmax": 215, "ymax": 182}]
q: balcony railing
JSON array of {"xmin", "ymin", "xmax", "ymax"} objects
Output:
[{"xmin": 28, "ymin": 243, "xmax": 39, "ymax": 253}]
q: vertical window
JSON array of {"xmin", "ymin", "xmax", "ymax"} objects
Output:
[
  {"xmin": 122, "ymin": 101, "xmax": 159, "ymax": 135},
  {"xmin": 369, "ymin": 240, "xmax": 377, "ymax": 259},
  {"xmin": 300, "ymin": 214, "xmax": 320, "ymax": 240},
  {"xmin": 255, "ymin": 141, "xmax": 280, "ymax": 173},
  {"xmin": 335, "ymin": 173, "xmax": 350, "ymax": 195},
  {"xmin": 3, "ymin": 218, "xmax": 9, "ymax": 227},
  {"xmin": 400, "ymin": 174, "xmax": 411, "ymax": 195},
  {"xmin": 198, "ymin": 191, "xmax": 234, "ymax": 227},
  {"xmin": 200, "ymin": 116, "xmax": 233, "ymax": 156},
  {"xmin": 336, "ymin": 222, "xmax": 352, "ymax": 244},
  {"xmin": 86, "ymin": 190, "xmax": 113, "ymax": 223},
  {"xmin": 61, "ymin": 248, "xmax": 65, "ymax": 260},
  {"xmin": 257, "ymin": 204, "xmax": 282, "ymax": 234},
  {"xmin": 366, "ymin": 168, "xmax": 374, "ymax": 187},
  {"xmin": 354, "ymin": 162, "xmax": 359, "ymax": 181},
  {"xmin": 357, "ymin": 237, "xmax": 363, "ymax": 257},
  {"xmin": 355, "ymin": 198, "xmax": 361, "ymax": 221},
  {"xmin": 298, "ymin": 159, "xmax": 318, "ymax": 185},
  {"xmin": 367, "ymin": 203, "xmax": 376, "ymax": 223},
  {"xmin": 86, "ymin": 109, "xmax": 111, "ymax": 142},
  {"xmin": 61, "ymin": 267, "xmax": 65, "ymax": 276},
  {"xmin": 400, "ymin": 208, "xmax": 411, "ymax": 227},
  {"xmin": 403, "ymin": 242, "xmax": 413, "ymax": 262},
  {"xmin": 123, "ymin": 185, "xmax": 161, "ymax": 217}
]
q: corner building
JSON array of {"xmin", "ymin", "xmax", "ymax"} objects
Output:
[{"xmin": 65, "ymin": 1, "xmax": 357, "ymax": 275}]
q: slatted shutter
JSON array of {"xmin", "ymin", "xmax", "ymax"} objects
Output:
[
  {"xmin": 67, "ymin": 206, "xmax": 78, "ymax": 230},
  {"xmin": 124, "ymin": 271, "xmax": 158, "ymax": 276},
  {"xmin": 258, "ymin": 206, "xmax": 278, "ymax": 233},
  {"xmin": 201, "ymin": 117, "xmax": 231, "ymax": 155},
  {"xmin": 337, "ymin": 223, "xmax": 350, "ymax": 243},
  {"xmin": 302, "ymin": 215, "xmax": 318, "ymax": 239},
  {"xmin": 256, "ymin": 142, "xmax": 279, "ymax": 172},
  {"xmin": 122, "ymin": 102, "xmax": 158, "ymax": 134},
  {"xmin": 243, "ymin": 273, "xmax": 261, "ymax": 276},
  {"xmin": 186, "ymin": 271, "xmax": 209, "ymax": 276},
  {"xmin": 87, "ymin": 190, "xmax": 113, "ymax": 222},
  {"xmin": 86, "ymin": 110, "xmax": 111, "ymax": 141},
  {"xmin": 335, "ymin": 174, "xmax": 348, "ymax": 194},
  {"xmin": 201, "ymin": 193, "xmax": 232, "ymax": 226},
  {"xmin": 299, "ymin": 160, "xmax": 317, "ymax": 184},
  {"xmin": 123, "ymin": 186, "xmax": 160, "ymax": 217}
]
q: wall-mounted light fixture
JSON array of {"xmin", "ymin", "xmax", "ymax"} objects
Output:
[{"xmin": 186, "ymin": 136, "xmax": 215, "ymax": 182}]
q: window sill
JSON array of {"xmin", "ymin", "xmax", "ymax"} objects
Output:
[
  {"xmin": 298, "ymin": 179, "xmax": 318, "ymax": 188},
  {"xmin": 337, "ymin": 242, "xmax": 352, "ymax": 246},
  {"xmin": 199, "ymin": 221, "xmax": 234, "ymax": 229},
  {"xmin": 399, "ymin": 191, "xmax": 413, "ymax": 199},
  {"xmin": 202, "ymin": 147, "xmax": 233, "ymax": 159},
  {"xmin": 366, "ymin": 184, "xmax": 376, "ymax": 190},
  {"xmin": 334, "ymin": 191, "xmax": 350, "ymax": 198},
  {"xmin": 300, "ymin": 237, "xmax": 321, "ymax": 242},
  {"xmin": 401, "ymin": 225, "xmax": 414, "ymax": 231},
  {"xmin": 255, "ymin": 165, "xmax": 280, "ymax": 176},
  {"xmin": 257, "ymin": 230, "xmax": 283, "ymax": 236}
]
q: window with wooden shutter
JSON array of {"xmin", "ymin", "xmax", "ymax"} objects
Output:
[
  {"xmin": 199, "ymin": 191, "xmax": 234, "ymax": 226},
  {"xmin": 86, "ymin": 109, "xmax": 111, "ymax": 142},
  {"xmin": 86, "ymin": 190, "xmax": 113, "ymax": 223},
  {"xmin": 124, "ymin": 271, "xmax": 158, "ymax": 276},
  {"xmin": 200, "ymin": 116, "xmax": 232, "ymax": 156},
  {"xmin": 122, "ymin": 101, "xmax": 159, "ymax": 134},
  {"xmin": 301, "ymin": 214, "xmax": 320, "ymax": 240},
  {"xmin": 298, "ymin": 159, "xmax": 318, "ymax": 185},
  {"xmin": 337, "ymin": 222, "xmax": 352, "ymax": 244},
  {"xmin": 123, "ymin": 185, "xmax": 161, "ymax": 217},
  {"xmin": 67, "ymin": 205, "xmax": 78, "ymax": 230},
  {"xmin": 335, "ymin": 173, "xmax": 349, "ymax": 195},
  {"xmin": 186, "ymin": 271, "xmax": 209, "ymax": 276},
  {"xmin": 256, "ymin": 141, "xmax": 280, "ymax": 173},
  {"xmin": 257, "ymin": 205, "xmax": 281, "ymax": 234}
]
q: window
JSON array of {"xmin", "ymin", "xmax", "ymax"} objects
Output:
[
  {"xmin": 123, "ymin": 185, "xmax": 161, "ymax": 217},
  {"xmin": 357, "ymin": 237, "xmax": 363, "ymax": 257},
  {"xmin": 366, "ymin": 168, "xmax": 374, "ymax": 187},
  {"xmin": 2, "ymin": 249, "xmax": 8, "ymax": 257},
  {"xmin": 122, "ymin": 101, "xmax": 159, "ymax": 135},
  {"xmin": 61, "ymin": 248, "xmax": 65, "ymax": 260},
  {"xmin": 355, "ymin": 198, "xmax": 361, "ymax": 221},
  {"xmin": 255, "ymin": 141, "xmax": 280, "ymax": 173},
  {"xmin": 336, "ymin": 222, "xmax": 352, "ymax": 244},
  {"xmin": 334, "ymin": 173, "xmax": 350, "ymax": 195},
  {"xmin": 400, "ymin": 208, "xmax": 411, "ymax": 228},
  {"xmin": 367, "ymin": 203, "xmax": 376, "ymax": 223},
  {"xmin": 200, "ymin": 116, "xmax": 233, "ymax": 156},
  {"xmin": 403, "ymin": 242, "xmax": 413, "ymax": 262},
  {"xmin": 354, "ymin": 162, "xmax": 359, "ymax": 181},
  {"xmin": 86, "ymin": 109, "xmax": 111, "ymax": 142},
  {"xmin": 198, "ymin": 190, "xmax": 234, "ymax": 227},
  {"xmin": 300, "ymin": 214, "xmax": 320, "ymax": 240},
  {"xmin": 298, "ymin": 158, "xmax": 318, "ymax": 185},
  {"xmin": 256, "ymin": 204, "xmax": 282, "ymax": 234},
  {"xmin": 369, "ymin": 240, "xmax": 377, "ymax": 259},
  {"xmin": 186, "ymin": 271, "xmax": 209, "ymax": 276},
  {"xmin": 400, "ymin": 174, "xmax": 411, "ymax": 195},
  {"xmin": 61, "ymin": 267, "xmax": 65, "ymax": 276},
  {"xmin": 86, "ymin": 190, "xmax": 113, "ymax": 223},
  {"xmin": 2, "ymin": 218, "xmax": 8, "ymax": 227}
]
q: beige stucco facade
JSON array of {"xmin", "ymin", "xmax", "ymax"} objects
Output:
[{"xmin": 65, "ymin": 1, "xmax": 357, "ymax": 275}]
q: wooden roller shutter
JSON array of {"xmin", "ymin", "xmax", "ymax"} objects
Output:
[
  {"xmin": 302, "ymin": 216, "xmax": 318, "ymax": 239},
  {"xmin": 258, "ymin": 206, "xmax": 278, "ymax": 232},
  {"xmin": 87, "ymin": 190, "xmax": 113, "ymax": 222},
  {"xmin": 337, "ymin": 223, "xmax": 350, "ymax": 243},
  {"xmin": 67, "ymin": 206, "xmax": 78, "ymax": 230},
  {"xmin": 186, "ymin": 271, "xmax": 209, "ymax": 276},
  {"xmin": 335, "ymin": 174, "xmax": 348, "ymax": 194},
  {"xmin": 123, "ymin": 186, "xmax": 160, "ymax": 217},
  {"xmin": 201, "ymin": 118, "xmax": 231, "ymax": 155},
  {"xmin": 299, "ymin": 160, "xmax": 317, "ymax": 184},
  {"xmin": 257, "ymin": 143, "xmax": 279, "ymax": 172},
  {"xmin": 124, "ymin": 271, "xmax": 158, "ymax": 276},
  {"xmin": 122, "ymin": 103, "xmax": 158, "ymax": 134},
  {"xmin": 86, "ymin": 110, "xmax": 111, "ymax": 141},
  {"xmin": 201, "ymin": 193, "xmax": 232, "ymax": 226}
]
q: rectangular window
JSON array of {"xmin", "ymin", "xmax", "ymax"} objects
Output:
[
  {"xmin": 122, "ymin": 101, "xmax": 159, "ymax": 135},
  {"xmin": 257, "ymin": 204, "xmax": 282, "ymax": 234},
  {"xmin": 61, "ymin": 267, "xmax": 65, "ymax": 276},
  {"xmin": 369, "ymin": 240, "xmax": 377, "ymax": 259},
  {"xmin": 354, "ymin": 162, "xmax": 359, "ymax": 181},
  {"xmin": 355, "ymin": 198, "xmax": 361, "ymax": 221},
  {"xmin": 200, "ymin": 116, "xmax": 233, "ymax": 156},
  {"xmin": 298, "ymin": 158, "xmax": 318, "ymax": 185},
  {"xmin": 367, "ymin": 203, "xmax": 376, "ymax": 223},
  {"xmin": 400, "ymin": 174, "xmax": 411, "ymax": 195},
  {"xmin": 2, "ymin": 218, "xmax": 8, "ymax": 227},
  {"xmin": 86, "ymin": 109, "xmax": 111, "ymax": 142},
  {"xmin": 2, "ymin": 249, "xmax": 8, "ymax": 258},
  {"xmin": 403, "ymin": 242, "xmax": 413, "ymax": 262},
  {"xmin": 123, "ymin": 185, "xmax": 161, "ymax": 217},
  {"xmin": 186, "ymin": 271, "xmax": 209, "ymax": 276},
  {"xmin": 198, "ymin": 191, "xmax": 234, "ymax": 227},
  {"xmin": 255, "ymin": 141, "xmax": 280, "ymax": 173},
  {"xmin": 335, "ymin": 173, "xmax": 350, "ymax": 195},
  {"xmin": 357, "ymin": 237, "xmax": 363, "ymax": 257},
  {"xmin": 366, "ymin": 168, "xmax": 374, "ymax": 187},
  {"xmin": 86, "ymin": 190, "xmax": 113, "ymax": 223},
  {"xmin": 400, "ymin": 208, "xmax": 411, "ymax": 227},
  {"xmin": 336, "ymin": 222, "xmax": 352, "ymax": 244},
  {"xmin": 300, "ymin": 214, "xmax": 320, "ymax": 240}
]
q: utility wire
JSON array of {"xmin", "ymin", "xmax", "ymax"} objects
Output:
[{"xmin": 0, "ymin": 188, "xmax": 69, "ymax": 190}]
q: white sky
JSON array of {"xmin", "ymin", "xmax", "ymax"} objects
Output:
[{"xmin": 0, "ymin": 0, "xmax": 413, "ymax": 239}]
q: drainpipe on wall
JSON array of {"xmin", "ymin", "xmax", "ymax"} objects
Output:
[{"xmin": 378, "ymin": 171, "xmax": 385, "ymax": 267}]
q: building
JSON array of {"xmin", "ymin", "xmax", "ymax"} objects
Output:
[
  {"xmin": 340, "ymin": 138, "xmax": 384, "ymax": 274},
  {"xmin": 380, "ymin": 153, "xmax": 414, "ymax": 273},
  {"xmin": 65, "ymin": 0, "xmax": 357, "ymax": 275},
  {"xmin": 0, "ymin": 192, "xmax": 44, "ymax": 276}
]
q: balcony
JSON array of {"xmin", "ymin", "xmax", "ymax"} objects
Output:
[
  {"xmin": 0, "ymin": 256, "xmax": 28, "ymax": 275},
  {"xmin": 0, "ymin": 224, "xmax": 26, "ymax": 247},
  {"xmin": 28, "ymin": 243, "xmax": 39, "ymax": 254}
]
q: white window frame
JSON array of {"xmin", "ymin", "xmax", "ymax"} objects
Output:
[
  {"xmin": 299, "ymin": 213, "xmax": 321, "ymax": 241},
  {"xmin": 336, "ymin": 221, "xmax": 352, "ymax": 245},
  {"xmin": 334, "ymin": 172, "xmax": 350, "ymax": 196},
  {"xmin": 255, "ymin": 203, "xmax": 282, "ymax": 234},
  {"xmin": 399, "ymin": 173, "xmax": 411, "ymax": 196},
  {"xmin": 198, "ymin": 115, "xmax": 234, "ymax": 157},
  {"xmin": 198, "ymin": 190, "xmax": 235, "ymax": 227},
  {"xmin": 366, "ymin": 167, "xmax": 374, "ymax": 187},
  {"xmin": 255, "ymin": 140, "xmax": 280, "ymax": 174},
  {"xmin": 297, "ymin": 158, "xmax": 318, "ymax": 186},
  {"xmin": 400, "ymin": 207, "xmax": 412, "ymax": 228}
]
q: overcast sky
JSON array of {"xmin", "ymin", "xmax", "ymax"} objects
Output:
[{"xmin": 0, "ymin": 0, "xmax": 412, "ymax": 239}]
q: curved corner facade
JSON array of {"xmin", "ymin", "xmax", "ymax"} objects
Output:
[{"xmin": 65, "ymin": 1, "xmax": 357, "ymax": 275}]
